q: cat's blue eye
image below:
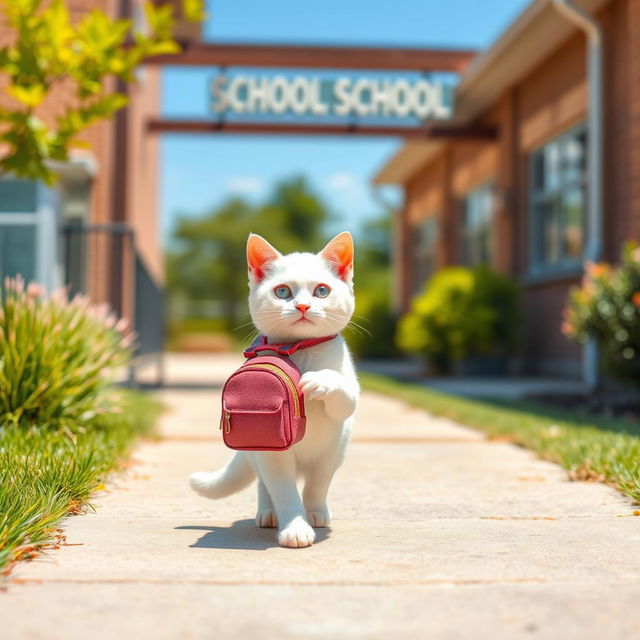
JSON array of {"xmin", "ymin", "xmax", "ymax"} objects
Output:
[
  {"xmin": 274, "ymin": 284, "xmax": 292, "ymax": 299},
  {"xmin": 313, "ymin": 284, "xmax": 331, "ymax": 298}
]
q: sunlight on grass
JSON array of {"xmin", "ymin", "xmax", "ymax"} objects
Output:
[
  {"xmin": 0, "ymin": 390, "xmax": 162, "ymax": 575},
  {"xmin": 360, "ymin": 372, "xmax": 640, "ymax": 504}
]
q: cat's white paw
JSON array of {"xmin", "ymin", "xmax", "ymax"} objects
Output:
[
  {"xmin": 278, "ymin": 516, "xmax": 316, "ymax": 548},
  {"xmin": 306, "ymin": 507, "xmax": 331, "ymax": 528},
  {"xmin": 299, "ymin": 370, "xmax": 341, "ymax": 400},
  {"xmin": 256, "ymin": 509, "xmax": 278, "ymax": 528}
]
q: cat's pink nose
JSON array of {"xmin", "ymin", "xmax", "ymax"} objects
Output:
[{"xmin": 296, "ymin": 304, "xmax": 310, "ymax": 315}]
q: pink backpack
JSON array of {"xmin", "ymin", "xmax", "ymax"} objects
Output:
[{"xmin": 220, "ymin": 334, "xmax": 336, "ymax": 451}]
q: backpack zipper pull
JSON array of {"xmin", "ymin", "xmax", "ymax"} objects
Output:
[{"xmin": 224, "ymin": 411, "xmax": 231, "ymax": 433}]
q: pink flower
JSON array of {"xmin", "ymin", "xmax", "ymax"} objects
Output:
[{"xmin": 27, "ymin": 282, "xmax": 44, "ymax": 298}]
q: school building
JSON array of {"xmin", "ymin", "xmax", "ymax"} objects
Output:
[
  {"xmin": 375, "ymin": 0, "xmax": 639, "ymax": 378},
  {"xmin": 0, "ymin": 0, "xmax": 197, "ymax": 361}
]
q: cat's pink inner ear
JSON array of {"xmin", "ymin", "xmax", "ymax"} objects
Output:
[
  {"xmin": 247, "ymin": 234, "xmax": 281, "ymax": 281},
  {"xmin": 320, "ymin": 231, "xmax": 354, "ymax": 280}
]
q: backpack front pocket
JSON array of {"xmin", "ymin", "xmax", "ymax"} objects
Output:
[{"xmin": 221, "ymin": 405, "xmax": 291, "ymax": 450}]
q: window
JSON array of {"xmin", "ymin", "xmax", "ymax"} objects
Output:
[
  {"xmin": 460, "ymin": 182, "xmax": 494, "ymax": 266},
  {"xmin": 412, "ymin": 217, "xmax": 439, "ymax": 294},
  {"xmin": 0, "ymin": 178, "xmax": 60, "ymax": 291},
  {"xmin": 530, "ymin": 126, "xmax": 586, "ymax": 272},
  {"xmin": 0, "ymin": 179, "xmax": 38, "ymax": 213},
  {"xmin": 0, "ymin": 225, "xmax": 37, "ymax": 284},
  {"xmin": 0, "ymin": 179, "xmax": 39, "ymax": 286}
]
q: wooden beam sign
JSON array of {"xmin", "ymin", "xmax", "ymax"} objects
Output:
[{"xmin": 147, "ymin": 42, "xmax": 476, "ymax": 73}]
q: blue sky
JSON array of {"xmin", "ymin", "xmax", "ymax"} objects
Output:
[{"xmin": 160, "ymin": 0, "xmax": 531, "ymax": 243}]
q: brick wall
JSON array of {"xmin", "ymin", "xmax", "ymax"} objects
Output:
[
  {"xmin": 603, "ymin": 0, "xmax": 640, "ymax": 256},
  {"xmin": 0, "ymin": 0, "xmax": 162, "ymax": 314},
  {"xmin": 399, "ymin": 0, "xmax": 640, "ymax": 376}
]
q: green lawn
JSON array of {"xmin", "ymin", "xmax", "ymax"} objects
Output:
[
  {"xmin": 360, "ymin": 372, "xmax": 640, "ymax": 504},
  {"xmin": 0, "ymin": 390, "xmax": 162, "ymax": 575}
]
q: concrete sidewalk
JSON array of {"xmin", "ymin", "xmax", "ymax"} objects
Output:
[{"xmin": 3, "ymin": 353, "xmax": 640, "ymax": 639}]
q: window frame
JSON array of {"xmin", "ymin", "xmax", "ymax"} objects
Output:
[
  {"xmin": 412, "ymin": 215, "xmax": 439, "ymax": 295},
  {"xmin": 528, "ymin": 123, "xmax": 587, "ymax": 277},
  {"xmin": 459, "ymin": 180, "xmax": 495, "ymax": 268}
]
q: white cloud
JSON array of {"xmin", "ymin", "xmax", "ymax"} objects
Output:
[
  {"xmin": 326, "ymin": 172, "xmax": 368, "ymax": 207},
  {"xmin": 224, "ymin": 176, "xmax": 264, "ymax": 196},
  {"xmin": 326, "ymin": 172, "xmax": 359, "ymax": 192}
]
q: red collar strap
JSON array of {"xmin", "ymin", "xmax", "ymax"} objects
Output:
[{"xmin": 244, "ymin": 334, "xmax": 337, "ymax": 359}]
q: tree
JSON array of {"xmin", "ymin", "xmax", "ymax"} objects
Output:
[
  {"xmin": 168, "ymin": 198, "xmax": 255, "ymax": 329},
  {"xmin": 0, "ymin": 0, "xmax": 205, "ymax": 183},
  {"xmin": 167, "ymin": 176, "xmax": 332, "ymax": 330},
  {"xmin": 264, "ymin": 175, "xmax": 331, "ymax": 246},
  {"xmin": 347, "ymin": 212, "xmax": 399, "ymax": 359}
]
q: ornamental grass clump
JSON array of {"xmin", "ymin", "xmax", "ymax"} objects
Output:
[
  {"xmin": 563, "ymin": 242, "xmax": 640, "ymax": 387},
  {"xmin": 0, "ymin": 277, "xmax": 132, "ymax": 429}
]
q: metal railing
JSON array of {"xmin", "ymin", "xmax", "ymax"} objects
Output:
[{"xmin": 62, "ymin": 223, "xmax": 165, "ymax": 386}]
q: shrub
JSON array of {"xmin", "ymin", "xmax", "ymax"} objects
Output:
[
  {"xmin": 563, "ymin": 242, "xmax": 640, "ymax": 386},
  {"xmin": 348, "ymin": 270, "xmax": 399, "ymax": 360},
  {"xmin": 396, "ymin": 266, "xmax": 519, "ymax": 373},
  {"xmin": 0, "ymin": 277, "xmax": 132, "ymax": 429}
]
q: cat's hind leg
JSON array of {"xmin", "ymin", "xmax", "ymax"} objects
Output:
[{"xmin": 255, "ymin": 479, "xmax": 277, "ymax": 528}]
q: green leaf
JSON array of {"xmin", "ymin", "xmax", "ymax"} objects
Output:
[
  {"xmin": 182, "ymin": 0, "xmax": 207, "ymax": 22},
  {"xmin": 145, "ymin": 39, "xmax": 181, "ymax": 56},
  {"xmin": 6, "ymin": 84, "xmax": 46, "ymax": 107}
]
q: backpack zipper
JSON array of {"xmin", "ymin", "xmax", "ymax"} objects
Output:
[{"xmin": 242, "ymin": 362, "xmax": 301, "ymax": 418}]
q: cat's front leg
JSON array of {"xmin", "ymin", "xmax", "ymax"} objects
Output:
[
  {"xmin": 299, "ymin": 369, "xmax": 359, "ymax": 421},
  {"xmin": 303, "ymin": 461, "xmax": 337, "ymax": 528},
  {"xmin": 253, "ymin": 451, "xmax": 315, "ymax": 548}
]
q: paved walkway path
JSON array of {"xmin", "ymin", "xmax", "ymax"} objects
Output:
[{"xmin": 3, "ymin": 354, "xmax": 640, "ymax": 639}]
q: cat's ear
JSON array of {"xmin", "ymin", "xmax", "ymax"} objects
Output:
[
  {"xmin": 247, "ymin": 233, "xmax": 281, "ymax": 282},
  {"xmin": 320, "ymin": 231, "xmax": 354, "ymax": 282}
]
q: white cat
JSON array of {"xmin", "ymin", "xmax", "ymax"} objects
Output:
[{"xmin": 189, "ymin": 231, "xmax": 360, "ymax": 548}]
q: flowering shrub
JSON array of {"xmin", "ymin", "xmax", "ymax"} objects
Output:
[
  {"xmin": 0, "ymin": 277, "xmax": 132, "ymax": 429},
  {"xmin": 563, "ymin": 242, "xmax": 640, "ymax": 386},
  {"xmin": 396, "ymin": 266, "xmax": 519, "ymax": 374}
]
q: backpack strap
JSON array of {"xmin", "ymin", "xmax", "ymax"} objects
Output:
[{"xmin": 244, "ymin": 334, "xmax": 337, "ymax": 359}]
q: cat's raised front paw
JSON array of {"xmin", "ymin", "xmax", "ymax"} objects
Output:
[
  {"xmin": 256, "ymin": 509, "xmax": 278, "ymax": 528},
  {"xmin": 299, "ymin": 370, "xmax": 341, "ymax": 400},
  {"xmin": 278, "ymin": 516, "xmax": 316, "ymax": 548}
]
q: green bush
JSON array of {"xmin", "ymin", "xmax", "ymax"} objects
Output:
[
  {"xmin": 564, "ymin": 242, "xmax": 640, "ymax": 386},
  {"xmin": 0, "ymin": 277, "xmax": 131, "ymax": 429},
  {"xmin": 396, "ymin": 266, "xmax": 519, "ymax": 373},
  {"xmin": 348, "ymin": 270, "xmax": 399, "ymax": 360}
]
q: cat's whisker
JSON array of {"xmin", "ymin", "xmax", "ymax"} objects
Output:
[
  {"xmin": 232, "ymin": 320, "xmax": 257, "ymax": 332},
  {"xmin": 345, "ymin": 323, "xmax": 367, "ymax": 337},
  {"xmin": 240, "ymin": 329, "xmax": 260, "ymax": 343},
  {"xmin": 348, "ymin": 320, "xmax": 372, "ymax": 336}
]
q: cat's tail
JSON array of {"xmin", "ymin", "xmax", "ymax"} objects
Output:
[{"xmin": 189, "ymin": 452, "xmax": 256, "ymax": 499}]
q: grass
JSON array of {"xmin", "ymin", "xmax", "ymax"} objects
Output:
[
  {"xmin": 0, "ymin": 389, "xmax": 162, "ymax": 575},
  {"xmin": 360, "ymin": 371, "xmax": 640, "ymax": 504}
]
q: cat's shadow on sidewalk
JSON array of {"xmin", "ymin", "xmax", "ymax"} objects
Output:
[{"xmin": 176, "ymin": 519, "xmax": 330, "ymax": 550}]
